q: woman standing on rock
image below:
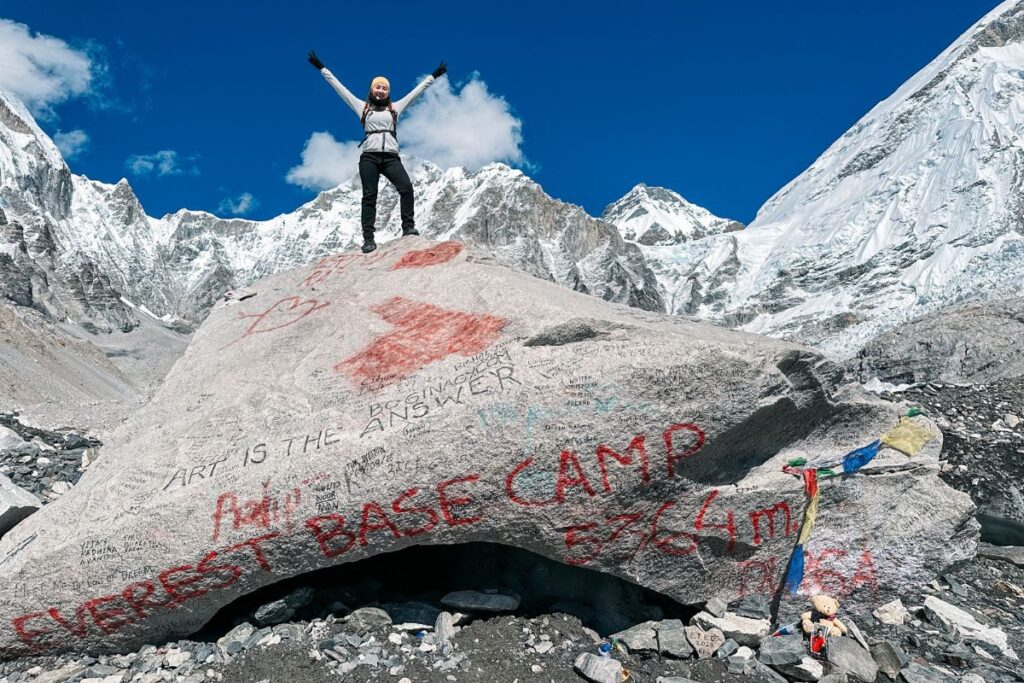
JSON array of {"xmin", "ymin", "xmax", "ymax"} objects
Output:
[{"xmin": 308, "ymin": 50, "xmax": 447, "ymax": 253}]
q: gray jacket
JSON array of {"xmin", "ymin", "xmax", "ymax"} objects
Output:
[{"xmin": 320, "ymin": 67, "xmax": 435, "ymax": 154}]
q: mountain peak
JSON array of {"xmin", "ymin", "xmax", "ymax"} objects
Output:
[
  {"xmin": 601, "ymin": 183, "xmax": 741, "ymax": 246},
  {"xmin": 671, "ymin": 0, "xmax": 1024, "ymax": 358}
]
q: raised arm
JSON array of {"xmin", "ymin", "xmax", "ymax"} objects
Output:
[
  {"xmin": 394, "ymin": 61, "xmax": 448, "ymax": 115},
  {"xmin": 308, "ymin": 50, "xmax": 364, "ymax": 117}
]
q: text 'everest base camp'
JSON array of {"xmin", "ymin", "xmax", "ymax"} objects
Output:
[{"xmin": 0, "ymin": 237, "xmax": 974, "ymax": 657}]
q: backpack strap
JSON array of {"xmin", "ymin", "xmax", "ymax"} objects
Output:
[{"xmin": 360, "ymin": 102, "xmax": 399, "ymax": 146}]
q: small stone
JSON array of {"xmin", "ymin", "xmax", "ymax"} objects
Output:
[
  {"xmin": 869, "ymin": 640, "xmax": 908, "ymax": 678},
  {"xmin": 691, "ymin": 611, "xmax": 769, "ymax": 647},
  {"xmin": 63, "ymin": 432, "xmax": 89, "ymax": 449},
  {"xmin": 704, "ymin": 596, "xmax": 728, "ymax": 618},
  {"xmin": 283, "ymin": 586, "xmax": 315, "ymax": 609},
  {"xmin": 163, "ymin": 650, "xmax": 191, "ymax": 668},
  {"xmin": 826, "ymin": 636, "xmax": 878, "ymax": 682},
  {"xmin": 50, "ymin": 481, "xmax": 72, "ymax": 495},
  {"xmin": 775, "ymin": 654, "xmax": 824, "ymax": 681},
  {"xmin": 656, "ymin": 619, "xmax": 693, "ymax": 659},
  {"xmin": 387, "ymin": 632, "xmax": 402, "ymax": 645},
  {"xmin": 898, "ymin": 661, "xmax": 958, "ymax": 683},
  {"xmin": 573, "ymin": 652, "xmax": 623, "ymax": 683},
  {"xmin": 1004, "ymin": 413, "xmax": 1020, "ymax": 428},
  {"xmin": 923, "ymin": 596, "xmax": 1017, "ymax": 659},
  {"xmin": 531, "ymin": 664, "xmax": 543, "ymax": 673},
  {"xmin": 534, "ymin": 640, "xmax": 553, "ymax": 654},
  {"xmin": 684, "ymin": 624, "xmax": 725, "ymax": 658},
  {"xmin": 382, "ymin": 601, "xmax": 440, "ymax": 625},
  {"xmin": 217, "ymin": 622, "xmax": 255, "ymax": 654},
  {"xmin": 942, "ymin": 574, "xmax": 968, "ymax": 597},
  {"xmin": 344, "ymin": 606, "xmax": 393, "ymax": 630},
  {"xmin": 942, "ymin": 642, "xmax": 974, "ymax": 667},
  {"xmin": 440, "ymin": 589, "xmax": 520, "ymax": 613},
  {"xmin": 611, "ymin": 621, "xmax": 659, "ymax": 653},
  {"xmin": 435, "ymin": 611, "xmax": 456, "ymax": 643},
  {"xmin": 254, "ymin": 599, "xmax": 293, "ymax": 626},
  {"xmin": 727, "ymin": 646, "xmax": 755, "ymax": 675},
  {"xmin": 716, "ymin": 638, "xmax": 739, "ymax": 658},
  {"xmin": 873, "ymin": 599, "xmax": 910, "ymax": 626},
  {"xmin": 758, "ymin": 634, "xmax": 804, "ymax": 666}
]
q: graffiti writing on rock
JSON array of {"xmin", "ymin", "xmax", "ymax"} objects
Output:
[
  {"xmin": 211, "ymin": 480, "xmax": 302, "ymax": 541},
  {"xmin": 240, "ymin": 426, "xmax": 346, "ymax": 470},
  {"xmin": 335, "ymin": 297, "xmax": 508, "ymax": 388},
  {"xmin": 299, "ymin": 251, "xmax": 390, "ymax": 289},
  {"xmin": 389, "ymin": 241, "xmax": 463, "ymax": 270},
  {"xmin": 497, "ymin": 422, "xmax": 800, "ymax": 567},
  {"xmin": 11, "ymin": 533, "xmax": 279, "ymax": 653},
  {"xmin": 224, "ymin": 296, "xmax": 330, "ymax": 347},
  {"xmin": 340, "ymin": 447, "xmax": 421, "ymax": 495},
  {"xmin": 360, "ymin": 348, "xmax": 520, "ymax": 437},
  {"xmin": 4, "ymin": 417, "xmax": 885, "ymax": 658},
  {"xmin": 477, "ymin": 376, "xmax": 654, "ymax": 455},
  {"xmin": 163, "ymin": 455, "xmax": 229, "ymax": 490},
  {"xmin": 737, "ymin": 547, "xmax": 877, "ymax": 599}
]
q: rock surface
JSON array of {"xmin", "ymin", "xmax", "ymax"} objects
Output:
[
  {"xmin": 0, "ymin": 474, "xmax": 39, "ymax": 537},
  {"xmin": 825, "ymin": 637, "xmax": 877, "ymax": 682},
  {"xmin": 0, "ymin": 238, "xmax": 976, "ymax": 657},
  {"xmin": 923, "ymin": 595, "xmax": 1018, "ymax": 659},
  {"xmin": 849, "ymin": 297, "xmax": 1024, "ymax": 385}
]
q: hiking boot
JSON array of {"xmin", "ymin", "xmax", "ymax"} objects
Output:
[
  {"xmin": 402, "ymin": 227, "xmax": 420, "ymax": 236},
  {"xmin": 361, "ymin": 235, "xmax": 377, "ymax": 253}
]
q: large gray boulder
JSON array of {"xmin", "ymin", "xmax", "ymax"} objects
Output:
[
  {"xmin": 0, "ymin": 238, "xmax": 976, "ymax": 658},
  {"xmin": 848, "ymin": 297, "xmax": 1024, "ymax": 384}
]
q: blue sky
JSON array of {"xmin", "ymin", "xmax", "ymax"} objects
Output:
[{"xmin": 0, "ymin": 0, "xmax": 1001, "ymax": 223}]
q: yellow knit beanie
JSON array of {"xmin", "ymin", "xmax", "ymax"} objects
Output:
[{"xmin": 370, "ymin": 76, "xmax": 390, "ymax": 90}]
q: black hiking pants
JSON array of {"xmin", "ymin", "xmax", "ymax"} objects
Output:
[{"xmin": 359, "ymin": 151, "xmax": 414, "ymax": 237}]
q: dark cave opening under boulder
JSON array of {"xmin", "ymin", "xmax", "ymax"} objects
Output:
[{"xmin": 192, "ymin": 541, "xmax": 700, "ymax": 641}]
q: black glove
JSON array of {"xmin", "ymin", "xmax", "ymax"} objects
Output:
[
  {"xmin": 432, "ymin": 61, "xmax": 447, "ymax": 79},
  {"xmin": 308, "ymin": 50, "xmax": 325, "ymax": 70}
]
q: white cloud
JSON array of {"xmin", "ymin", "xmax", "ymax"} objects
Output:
[
  {"xmin": 53, "ymin": 129, "xmax": 89, "ymax": 159},
  {"xmin": 287, "ymin": 74, "xmax": 525, "ymax": 191},
  {"xmin": 0, "ymin": 19, "xmax": 94, "ymax": 118},
  {"xmin": 401, "ymin": 74, "xmax": 524, "ymax": 171},
  {"xmin": 218, "ymin": 192, "xmax": 259, "ymax": 216},
  {"xmin": 285, "ymin": 132, "xmax": 363, "ymax": 191},
  {"xmin": 125, "ymin": 150, "xmax": 199, "ymax": 177}
]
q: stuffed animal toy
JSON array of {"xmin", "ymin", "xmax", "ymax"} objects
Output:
[{"xmin": 800, "ymin": 594, "xmax": 848, "ymax": 639}]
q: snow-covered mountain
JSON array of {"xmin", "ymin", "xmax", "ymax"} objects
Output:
[
  {"xmin": 0, "ymin": 86, "xmax": 662, "ymax": 331},
  {"xmin": 601, "ymin": 183, "xmax": 743, "ymax": 246},
  {"xmin": 663, "ymin": 0, "xmax": 1024, "ymax": 357},
  {"xmin": 600, "ymin": 184, "xmax": 744, "ymax": 317}
]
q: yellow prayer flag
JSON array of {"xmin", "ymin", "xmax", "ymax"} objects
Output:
[
  {"xmin": 881, "ymin": 416, "xmax": 933, "ymax": 456},
  {"xmin": 797, "ymin": 492, "xmax": 818, "ymax": 545}
]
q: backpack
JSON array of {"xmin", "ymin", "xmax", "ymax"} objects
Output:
[{"xmin": 360, "ymin": 101, "xmax": 398, "ymax": 145}]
